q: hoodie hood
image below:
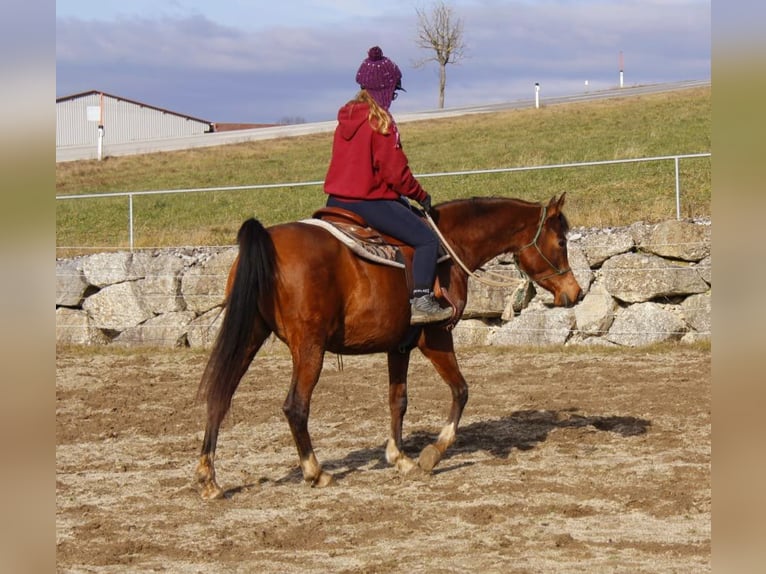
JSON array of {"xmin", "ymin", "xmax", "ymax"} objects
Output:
[{"xmin": 336, "ymin": 101, "xmax": 374, "ymax": 141}]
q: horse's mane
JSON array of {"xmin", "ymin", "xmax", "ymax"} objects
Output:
[
  {"xmin": 435, "ymin": 196, "xmax": 570, "ymax": 233},
  {"xmin": 439, "ymin": 196, "xmax": 539, "ymax": 212}
]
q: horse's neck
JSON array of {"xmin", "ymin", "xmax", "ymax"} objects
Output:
[{"xmin": 440, "ymin": 201, "xmax": 536, "ymax": 270}]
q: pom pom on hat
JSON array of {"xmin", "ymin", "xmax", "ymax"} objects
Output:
[
  {"xmin": 367, "ymin": 46, "xmax": 384, "ymax": 61},
  {"xmin": 355, "ymin": 46, "xmax": 404, "ymax": 110}
]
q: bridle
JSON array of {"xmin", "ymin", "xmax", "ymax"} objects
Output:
[
  {"xmin": 516, "ymin": 206, "xmax": 572, "ymax": 283},
  {"xmin": 424, "ymin": 205, "xmax": 571, "ymax": 288}
]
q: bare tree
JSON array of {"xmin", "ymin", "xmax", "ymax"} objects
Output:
[{"xmin": 414, "ymin": 1, "xmax": 466, "ymax": 109}]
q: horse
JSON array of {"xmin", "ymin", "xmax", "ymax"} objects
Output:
[{"xmin": 195, "ymin": 193, "xmax": 582, "ymax": 499}]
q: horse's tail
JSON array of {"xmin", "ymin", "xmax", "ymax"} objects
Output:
[{"xmin": 197, "ymin": 218, "xmax": 276, "ymax": 421}]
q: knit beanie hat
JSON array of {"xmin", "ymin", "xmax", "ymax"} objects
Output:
[{"xmin": 355, "ymin": 46, "xmax": 404, "ymax": 110}]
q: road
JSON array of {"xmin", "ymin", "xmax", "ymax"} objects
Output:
[{"xmin": 56, "ymin": 79, "xmax": 710, "ymax": 162}]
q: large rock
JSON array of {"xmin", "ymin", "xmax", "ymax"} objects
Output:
[
  {"xmin": 128, "ymin": 252, "xmax": 154, "ymax": 278},
  {"xmin": 451, "ymin": 319, "xmax": 494, "ymax": 347},
  {"xmin": 605, "ymin": 303, "xmax": 687, "ymax": 346},
  {"xmin": 602, "ymin": 252, "xmax": 709, "ymax": 303},
  {"xmin": 680, "ymin": 291, "xmax": 711, "ymax": 335},
  {"xmin": 574, "ymin": 282, "xmax": 617, "ymax": 337},
  {"xmin": 695, "ymin": 255, "xmax": 712, "ymax": 285},
  {"xmin": 81, "ymin": 252, "xmax": 136, "ymax": 287},
  {"xmin": 639, "ymin": 220, "xmax": 711, "ymax": 262},
  {"xmin": 628, "ymin": 221, "xmax": 653, "ymax": 248},
  {"xmin": 182, "ymin": 249, "xmax": 238, "ymax": 314},
  {"xmin": 489, "ymin": 305, "xmax": 575, "ymax": 346},
  {"xmin": 139, "ymin": 254, "xmax": 186, "ymax": 314},
  {"xmin": 56, "ymin": 307, "xmax": 109, "ymax": 345},
  {"xmin": 464, "ymin": 267, "xmax": 524, "ymax": 318},
  {"xmin": 578, "ymin": 228, "xmax": 635, "ymax": 267},
  {"xmin": 114, "ymin": 311, "xmax": 196, "ymax": 347},
  {"xmin": 187, "ymin": 306, "xmax": 226, "ymax": 349},
  {"xmin": 82, "ymin": 281, "xmax": 155, "ymax": 330},
  {"xmin": 567, "ymin": 243, "xmax": 594, "ymax": 296},
  {"xmin": 56, "ymin": 258, "xmax": 90, "ymax": 307}
]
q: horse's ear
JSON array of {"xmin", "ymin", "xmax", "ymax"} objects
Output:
[{"xmin": 547, "ymin": 193, "xmax": 566, "ymax": 215}]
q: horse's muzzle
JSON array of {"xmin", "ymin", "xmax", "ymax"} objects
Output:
[{"xmin": 557, "ymin": 286, "xmax": 583, "ymax": 308}]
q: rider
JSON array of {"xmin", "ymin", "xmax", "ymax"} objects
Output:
[{"xmin": 323, "ymin": 46, "xmax": 451, "ymax": 325}]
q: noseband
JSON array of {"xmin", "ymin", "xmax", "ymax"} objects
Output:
[{"xmin": 517, "ymin": 206, "xmax": 572, "ymax": 283}]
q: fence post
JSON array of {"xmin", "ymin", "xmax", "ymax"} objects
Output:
[
  {"xmin": 128, "ymin": 194, "xmax": 134, "ymax": 251},
  {"xmin": 673, "ymin": 156, "xmax": 681, "ymax": 220}
]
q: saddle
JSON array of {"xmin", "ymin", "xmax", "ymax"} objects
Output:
[
  {"xmin": 300, "ymin": 207, "xmax": 453, "ymax": 316},
  {"xmin": 302, "ymin": 207, "xmax": 407, "ymax": 268}
]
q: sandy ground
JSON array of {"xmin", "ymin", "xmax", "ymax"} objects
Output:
[{"xmin": 56, "ymin": 342, "xmax": 710, "ymax": 573}]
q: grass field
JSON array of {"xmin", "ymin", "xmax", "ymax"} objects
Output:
[{"xmin": 56, "ymin": 87, "xmax": 710, "ymax": 254}]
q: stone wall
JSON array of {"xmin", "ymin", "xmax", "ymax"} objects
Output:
[{"xmin": 55, "ymin": 219, "xmax": 711, "ymax": 348}]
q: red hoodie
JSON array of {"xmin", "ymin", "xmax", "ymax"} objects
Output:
[{"xmin": 324, "ymin": 101, "xmax": 427, "ymax": 203}]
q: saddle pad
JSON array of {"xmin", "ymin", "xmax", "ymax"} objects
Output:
[{"xmin": 299, "ymin": 218, "xmax": 405, "ymax": 268}]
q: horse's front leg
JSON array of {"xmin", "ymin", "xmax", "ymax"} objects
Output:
[
  {"xmin": 385, "ymin": 350, "xmax": 418, "ymax": 475},
  {"xmin": 416, "ymin": 328, "xmax": 468, "ymax": 472},
  {"xmin": 282, "ymin": 345, "xmax": 335, "ymax": 487}
]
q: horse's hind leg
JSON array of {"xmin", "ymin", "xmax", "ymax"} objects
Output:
[
  {"xmin": 282, "ymin": 342, "xmax": 334, "ymax": 487},
  {"xmin": 385, "ymin": 350, "xmax": 418, "ymax": 475},
  {"xmin": 416, "ymin": 328, "xmax": 468, "ymax": 472},
  {"xmin": 196, "ymin": 424, "xmax": 225, "ymax": 500},
  {"xmin": 195, "ymin": 326, "xmax": 269, "ymax": 499}
]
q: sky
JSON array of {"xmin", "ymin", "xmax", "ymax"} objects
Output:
[{"xmin": 56, "ymin": 1, "xmax": 711, "ymax": 124}]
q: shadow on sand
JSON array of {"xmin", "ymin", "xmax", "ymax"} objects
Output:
[{"xmin": 267, "ymin": 409, "xmax": 651, "ymax": 486}]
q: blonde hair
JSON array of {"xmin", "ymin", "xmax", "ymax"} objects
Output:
[{"xmin": 349, "ymin": 89, "xmax": 392, "ymax": 135}]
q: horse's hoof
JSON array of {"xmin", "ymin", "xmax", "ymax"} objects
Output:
[
  {"xmin": 395, "ymin": 455, "xmax": 418, "ymax": 476},
  {"xmin": 199, "ymin": 482, "xmax": 225, "ymax": 500},
  {"xmin": 418, "ymin": 444, "xmax": 442, "ymax": 473},
  {"xmin": 311, "ymin": 471, "xmax": 335, "ymax": 488}
]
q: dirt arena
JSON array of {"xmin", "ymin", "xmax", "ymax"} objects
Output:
[{"xmin": 56, "ymin": 342, "xmax": 710, "ymax": 573}]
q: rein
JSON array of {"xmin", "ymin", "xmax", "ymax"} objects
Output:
[
  {"xmin": 424, "ymin": 205, "xmax": 571, "ymax": 288},
  {"xmin": 424, "ymin": 212, "xmax": 520, "ymax": 288}
]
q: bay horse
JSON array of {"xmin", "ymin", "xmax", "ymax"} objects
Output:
[{"xmin": 195, "ymin": 194, "xmax": 582, "ymax": 499}]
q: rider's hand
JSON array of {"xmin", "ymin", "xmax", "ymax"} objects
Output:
[{"xmin": 419, "ymin": 193, "xmax": 432, "ymax": 214}]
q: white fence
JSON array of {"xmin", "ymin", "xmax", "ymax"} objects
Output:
[{"xmin": 56, "ymin": 153, "xmax": 710, "ymax": 252}]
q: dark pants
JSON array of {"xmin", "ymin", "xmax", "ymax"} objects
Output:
[{"xmin": 326, "ymin": 196, "xmax": 439, "ymax": 295}]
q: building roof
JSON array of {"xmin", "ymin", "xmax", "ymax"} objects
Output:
[{"xmin": 56, "ymin": 90, "xmax": 214, "ymax": 127}]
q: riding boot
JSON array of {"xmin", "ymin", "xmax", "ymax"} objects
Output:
[{"xmin": 410, "ymin": 293, "xmax": 452, "ymax": 325}]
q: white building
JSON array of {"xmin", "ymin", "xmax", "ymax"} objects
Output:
[{"xmin": 56, "ymin": 90, "xmax": 214, "ymax": 161}]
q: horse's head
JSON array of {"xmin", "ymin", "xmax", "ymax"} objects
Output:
[{"xmin": 515, "ymin": 193, "xmax": 582, "ymax": 307}]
